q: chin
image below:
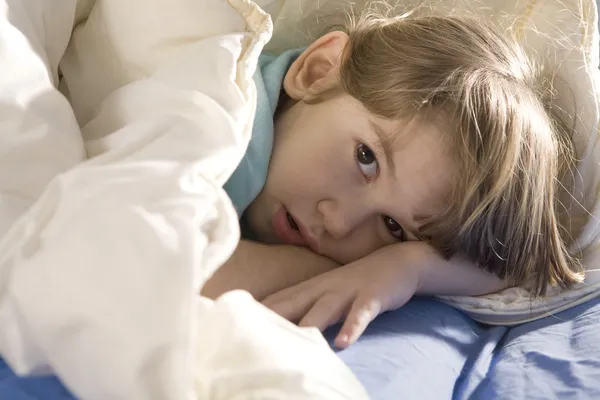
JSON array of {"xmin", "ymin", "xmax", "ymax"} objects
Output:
[
  {"xmin": 245, "ymin": 200, "xmax": 278, "ymax": 243},
  {"xmin": 257, "ymin": 226, "xmax": 281, "ymax": 244},
  {"xmin": 243, "ymin": 218, "xmax": 276, "ymax": 244}
]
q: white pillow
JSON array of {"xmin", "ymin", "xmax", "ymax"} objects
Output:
[{"xmin": 255, "ymin": 0, "xmax": 600, "ymax": 324}]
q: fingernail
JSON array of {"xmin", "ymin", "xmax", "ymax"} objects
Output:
[{"xmin": 337, "ymin": 334, "xmax": 349, "ymax": 347}]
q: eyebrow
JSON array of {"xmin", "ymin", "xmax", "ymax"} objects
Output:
[{"xmin": 369, "ymin": 120, "xmax": 396, "ymax": 179}]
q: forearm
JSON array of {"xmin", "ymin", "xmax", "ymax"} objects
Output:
[
  {"xmin": 415, "ymin": 246, "xmax": 507, "ymax": 296},
  {"xmin": 378, "ymin": 242, "xmax": 507, "ymax": 297},
  {"xmin": 201, "ymin": 239, "xmax": 340, "ymax": 301}
]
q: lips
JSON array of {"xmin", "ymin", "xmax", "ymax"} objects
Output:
[
  {"xmin": 272, "ymin": 206, "xmax": 319, "ymax": 252},
  {"xmin": 286, "ymin": 212, "xmax": 299, "ymax": 230}
]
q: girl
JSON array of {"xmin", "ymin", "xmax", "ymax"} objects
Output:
[{"xmin": 202, "ymin": 10, "xmax": 585, "ymax": 348}]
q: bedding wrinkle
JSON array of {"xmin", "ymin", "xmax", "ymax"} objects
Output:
[
  {"xmin": 0, "ymin": 0, "xmax": 370, "ymax": 399},
  {"xmin": 0, "ymin": 1, "xmax": 84, "ymax": 236}
]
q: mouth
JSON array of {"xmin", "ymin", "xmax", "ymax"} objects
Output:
[
  {"xmin": 286, "ymin": 212, "xmax": 299, "ymax": 231},
  {"xmin": 272, "ymin": 206, "xmax": 319, "ymax": 252}
]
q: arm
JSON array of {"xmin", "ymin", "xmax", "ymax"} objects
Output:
[
  {"xmin": 201, "ymin": 239, "xmax": 340, "ymax": 301},
  {"xmin": 387, "ymin": 241, "xmax": 507, "ymax": 297},
  {"xmin": 263, "ymin": 241, "xmax": 507, "ymax": 348}
]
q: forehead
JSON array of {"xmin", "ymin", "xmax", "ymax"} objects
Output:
[{"xmin": 378, "ymin": 111, "xmax": 452, "ymax": 154}]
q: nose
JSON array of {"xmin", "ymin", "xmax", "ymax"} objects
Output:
[{"xmin": 317, "ymin": 198, "xmax": 371, "ymax": 240}]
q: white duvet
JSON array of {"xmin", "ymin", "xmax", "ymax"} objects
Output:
[
  {"xmin": 0, "ymin": 0, "xmax": 367, "ymax": 399},
  {"xmin": 1, "ymin": 0, "xmax": 600, "ymax": 399}
]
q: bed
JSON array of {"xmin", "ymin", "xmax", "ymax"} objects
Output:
[
  {"xmin": 332, "ymin": 298, "xmax": 600, "ymax": 399},
  {"xmin": 0, "ymin": 0, "xmax": 599, "ymax": 399},
  {"xmin": 2, "ymin": 296, "xmax": 600, "ymax": 399}
]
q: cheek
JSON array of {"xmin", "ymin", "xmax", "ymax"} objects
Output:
[
  {"xmin": 270, "ymin": 134, "xmax": 343, "ymax": 189},
  {"xmin": 267, "ymin": 145, "xmax": 309, "ymax": 192}
]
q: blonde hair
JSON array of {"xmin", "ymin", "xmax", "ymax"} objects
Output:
[{"xmin": 327, "ymin": 9, "xmax": 585, "ymax": 295}]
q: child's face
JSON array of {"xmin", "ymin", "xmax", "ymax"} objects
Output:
[
  {"xmin": 244, "ymin": 31, "xmax": 455, "ymax": 264},
  {"xmin": 245, "ymin": 92, "xmax": 455, "ymax": 264}
]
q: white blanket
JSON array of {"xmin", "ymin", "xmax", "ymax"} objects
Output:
[{"xmin": 0, "ymin": 0, "xmax": 368, "ymax": 398}]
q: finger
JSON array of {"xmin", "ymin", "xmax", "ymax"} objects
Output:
[
  {"xmin": 263, "ymin": 287, "xmax": 320, "ymax": 323},
  {"xmin": 262, "ymin": 284, "xmax": 303, "ymax": 308},
  {"xmin": 298, "ymin": 293, "xmax": 352, "ymax": 332},
  {"xmin": 335, "ymin": 295, "xmax": 382, "ymax": 349},
  {"xmin": 262, "ymin": 276, "xmax": 322, "ymax": 307}
]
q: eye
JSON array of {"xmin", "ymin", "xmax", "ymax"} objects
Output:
[
  {"xmin": 382, "ymin": 215, "xmax": 404, "ymax": 240},
  {"xmin": 356, "ymin": 143, "xmax": 379, "ymax": 179}
]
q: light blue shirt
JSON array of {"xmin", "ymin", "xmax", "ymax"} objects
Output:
[{"xmin": 223, "ymin": 49, "xmax": 302, "ymax": 216}]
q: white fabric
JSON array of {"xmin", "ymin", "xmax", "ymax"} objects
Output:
[
  {"xmin": 1, "ymin": 0, "xmax": 599, "ymax": 397},
  {"xmin": 0, "ymin": 0, "xmax": 368, "ymax": 399},
  {"xmin": 255, "ymin": 0, "xmax": 600, "ymax": 324}
]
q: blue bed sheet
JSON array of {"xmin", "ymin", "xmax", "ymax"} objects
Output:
[
  {"xmin": 1, "ymin": 297, "xmax": 599, "ymax": 399},
  {"xmin": 326, "ymin": 297, "xmax": 600, "ymax": 400}
]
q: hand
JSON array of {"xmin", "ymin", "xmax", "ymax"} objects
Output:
[{"xmin": 263, "ymin": 243, "xmax": 423, "ymax": 349}]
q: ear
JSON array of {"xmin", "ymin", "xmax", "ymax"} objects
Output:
[{"xmin": 283, "ymin": 31, "xmax": 349, "ymax": 101}]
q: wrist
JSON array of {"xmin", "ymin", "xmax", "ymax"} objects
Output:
[{"xmin": 375, "ymin": 241, "xmax": 441, "ymax": 294}]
